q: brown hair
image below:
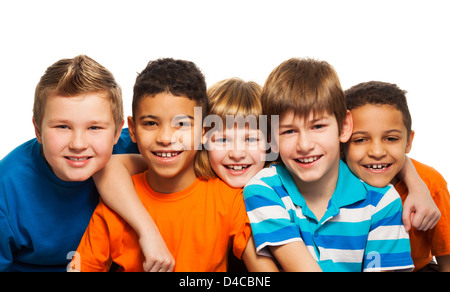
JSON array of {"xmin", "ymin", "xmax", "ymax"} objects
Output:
[
  {"xmin": 194, "ymin": 78, "xmax": 263, "ymax": 179},
  {"xmin": 262, "ymin": 58, "xmax": 347, "ymax": 133},
  {"xmin": 33, "ymin": 55, "xmax": 123, "ymax": 132}
]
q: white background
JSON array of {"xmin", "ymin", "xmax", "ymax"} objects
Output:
[{"xmin": 1, "ymin": 0, "xmax": 449, "ymax": 181}]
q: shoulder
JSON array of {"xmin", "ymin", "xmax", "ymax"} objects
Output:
[
  {"xmin": 113, "ymin": 128, "xmax": 139, "ymax": 155},
  {"xmin": 0, "ymin": 139, "xmax": 44, "ymax": 199},
  {"xmin": 362, "ymin": 181, "xmax": 401, "ymax": 207},
  {"xmin": 131, "ymin": 172, "xmax": 147, "ymax": 187},
  {"xmin": 243, "ymin": 165, "xmax": 292, "ymax": 211},
  {"xmin": 0, "ymin": 139, "xmax": 39, "ymax": 177},
  {"xmin": 252, "ymin": 164, "xmax": 279, "ymax": 179},
  {"xmin": 411, "ymin": 158, "xmax": 448, "ymax": 192},
  {"xmin": 200, "ymin": 177, "xmax": 243, "ymax": 197},
  {"xmin": 245, "ymin": 165, "xmax": 280, "ymax": 190}
]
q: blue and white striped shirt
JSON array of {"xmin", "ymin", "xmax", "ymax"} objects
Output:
[{"xmin": 243, "ymin": 160, "xmax": 414, "ymax": 272}]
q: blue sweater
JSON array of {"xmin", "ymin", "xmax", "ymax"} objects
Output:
[{"xmin": 0, "ymin": 129, "xmax": 138, "ymax": 272}]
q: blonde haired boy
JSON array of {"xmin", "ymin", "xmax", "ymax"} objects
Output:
[{"xmin": 0, "ymin": 55, "xmax": 128, "ymax": 271}]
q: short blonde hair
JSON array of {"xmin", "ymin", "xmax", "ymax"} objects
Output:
[
  {"xmin": 33, "ymin": 55, "xmax": 123, "ymax": 132},
  {"xmin": 195, "ymin": 78, "xmax": 262, "ymax": 179}
]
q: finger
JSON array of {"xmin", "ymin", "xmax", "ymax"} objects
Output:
[
  {"xmin": 149, "ymin": 262, "xmax": 162, "ymax": 272},
  {"xmin": 402, "ymin": 206, "xmax": 413, "ymax": 232},
  {"xmin": 143, "ymin": 259, "xmax": 155, "ymax": 272},
  {"xmin": 144, "ymin": 258, "xmax": 163, "ymax": 272},
  {"xmin": 412, "ymin": 211, "xmax": 426, "ymax": 231},
  {"xmin": 423, "ymin": 213, "xmax": 440, "ymax": 231}
]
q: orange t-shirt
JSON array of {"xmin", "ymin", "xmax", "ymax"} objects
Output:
[
  {"xmin": 395, "ymin": 159, "xmax": 450, "ymax": 271},
  {"xmin": 75, "ymin": 172, "xmax": 252, "ymax": 272}
]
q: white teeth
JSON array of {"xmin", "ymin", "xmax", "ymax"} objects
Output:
[
  {"xmin": 67, "ymin": 157, "xmax": 89, "ymax": 161},
  {"xmin": 155, "ymin": 152, "xmax": 180, "ymax": 158},
  {"xmin": 227, "ymin": 165, "xmax": 249, "ymax": 171},
  {"xmin": 365, "ymin": 164, "xmax": 389, "ymax": 170},
  {"xmin": 298, "ymin": 156, "xmax": 320, "ymax": 163}
]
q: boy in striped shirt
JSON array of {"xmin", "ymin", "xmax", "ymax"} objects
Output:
[{"xmin": 243, "ymin": 58, "xmax": 414, "ymax": 272}]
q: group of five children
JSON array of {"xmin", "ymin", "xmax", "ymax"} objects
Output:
[{"xmin": 0, "ymin": 55, "xmax": 448, "ymax": 272}]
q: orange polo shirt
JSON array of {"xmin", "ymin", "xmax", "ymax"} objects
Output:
[
  {"xmin": 75, "ymin": 172, "xmax": 251, "ymax": 272},
  {"xmin": 395, "ymin": 159, "xmax": 450, "ymax": 271}
]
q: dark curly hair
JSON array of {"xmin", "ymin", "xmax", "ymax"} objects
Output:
[
  {"xmin": 132, "ymin": 58, "xmax": 208, "ymax": 119},
  {"xmin": 345, "ymin": 81, "xmax": 412, "ymax": 137}
]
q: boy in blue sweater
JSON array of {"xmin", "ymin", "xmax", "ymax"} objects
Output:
[{"xmin": 0, "ymin": 55, "xmax": 128, "ymax": 271}]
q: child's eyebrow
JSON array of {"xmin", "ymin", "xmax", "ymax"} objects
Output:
[
  {"xmin": 352, "ymin": 129, "xmax": 403, "ymax": 136},
  {"xmin": 351, "ymin": 130, "xmax": 369, "ymax": 135},
  {"xmin": 278, "ymin": 124, "xmax": 293, "ymax": 129},
  {"xmin": 384, "ymin": 129, "xmax": 403, "ymax": 135},
  {"xmin": 172, "ymin": 115, "xmax": 195, "ymax": 121},
  {"xmin": 139, "ymin": 114, "xmax": 195, "ymax": 122},
  {"xmin": 139, "ymin": 115, "xmax": 158, "ymax": 120},
  {"xmin": 47, "ymin": 119, "xmax": 111, "ymax": 125}
]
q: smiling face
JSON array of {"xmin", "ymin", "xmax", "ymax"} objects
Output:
[
  {"xmin": 128, "ymin": 92, "xmax": 202, "ymax": 193},
  {"xmin": 206, "ymin": 125, "xmax": 266, "ymax": 188},
  {"xmin": 276, "ymin": 110, "xmax": 352, "ymax": 190},
  {"xmin": 34, "ymin": 92, "xmax": 122, "ymax": 182},
  {"xmin": 344, "ymin": 104, "xmax": 414, "ymax": 188}
]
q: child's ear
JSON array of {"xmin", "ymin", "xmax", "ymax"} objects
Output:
[
  {"xmin": 339, "ymin": 110, "xmax": 353, "ymax": 143},
  {"xmin": 127, "ymin": 116, "xmax": 138, "ymax": 143},
  {"xmin": 32, "ymin": 117, "xmax": 43, "ymax": 144},
  {"xmin": 405, "ymin": 130, "xmax": 415, "ymax": 154},
  {"xmin": 113, "ymin": 120, "xmax": 125, "ymax": 145}
]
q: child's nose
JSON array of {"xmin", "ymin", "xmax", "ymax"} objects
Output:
[
  {"xmin": 69, "ymin": 130, "xmax": 88, "ymax": 151},
  {"xmin": 156, "ymin": 126, "xmax": 176, "ymax": 146},
  {"xmin": 228, "ymin": 142, "xmax": 247, "ymax": 160},
  {"xmin": 296, "ymin": 133, "xmax": 314, "ymax": 153},
  {"xmin": 368, "ymin": 141, "xmax": 387, "ymax": 158}
]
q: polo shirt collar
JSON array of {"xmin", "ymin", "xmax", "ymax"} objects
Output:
[
  {"xmin": 331, "ymin": 160, "xmax": 368, "ymax": 208},
  {"xmin": 276, "ymin": 160, "xmax": 367, "ymax": 211}
]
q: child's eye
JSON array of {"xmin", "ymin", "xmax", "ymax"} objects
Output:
[
  {"xmin": 56, "ymin": 125, "xmax": 70, "ymax": 130},
  {"xmin": 352, "ymin": 137, "xmax": 367, "ymax": 143},
  {"xmin": 215, "ymin": 138, "xmax": 229, "ymax": 144},
  {"xmin": 143, "ymin": 121, "xmax": 157, "ymax": 127},
  {"xmin": 246, "ymin": 137, "xmax": 259, "ymax": 143},
  {"xmin": 89, "ymin": 126, "xmax": 101, "ymax": 130},
  {"xmin": 386, "ymin": 137, "xmax": 399, "ymax": 142},
  {"xmin": 312, "ymin": 124, "xmax": 326, "ymax": 130},
  {"xmin": 176, "ymin": 121, "xmax": 192, "ymax": 128},
  {"xmin": 280, "ymin": 129, "xmax": 295, "ymax": 135}
]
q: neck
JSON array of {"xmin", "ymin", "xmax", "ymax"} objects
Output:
[{"xmin": 292, "ymin": 159, "xmax": 340, "ymax": 221}]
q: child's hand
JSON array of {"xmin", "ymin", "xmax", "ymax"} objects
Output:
[
  {"xmin": 402, "ymin": 188, "xmax": 440, "ymax": 232},
  {"xmin": 139, "ymin": 226, "xmax": 175, "ymax": 272},
  {"xmin": 398, "ymin": 157, "xmax": 441, "ymax": 232}
]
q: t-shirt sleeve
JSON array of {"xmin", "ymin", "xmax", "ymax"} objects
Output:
[
  {"xmin": 73, "ymin": 200, "xmax": 114, "ymax": 272},
  {"xmin": 243, "ymin": 176, "xmax": 302, "ymax": 257},
  {"xmin": 364, "ymin": 187, "xmax": 414, "ymax": 272}
]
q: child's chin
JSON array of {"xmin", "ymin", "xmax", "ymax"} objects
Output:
[
  {"xmin": 366, "ymin": 178, "xmax": 392, "ymax": 188},
  {"xmin": 224, "ymin": 179, "xmax": 246, "ymax": 189},
  {"xmin": 56, "ymin": 170, "xmax": 96, "ymax": 182}
]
